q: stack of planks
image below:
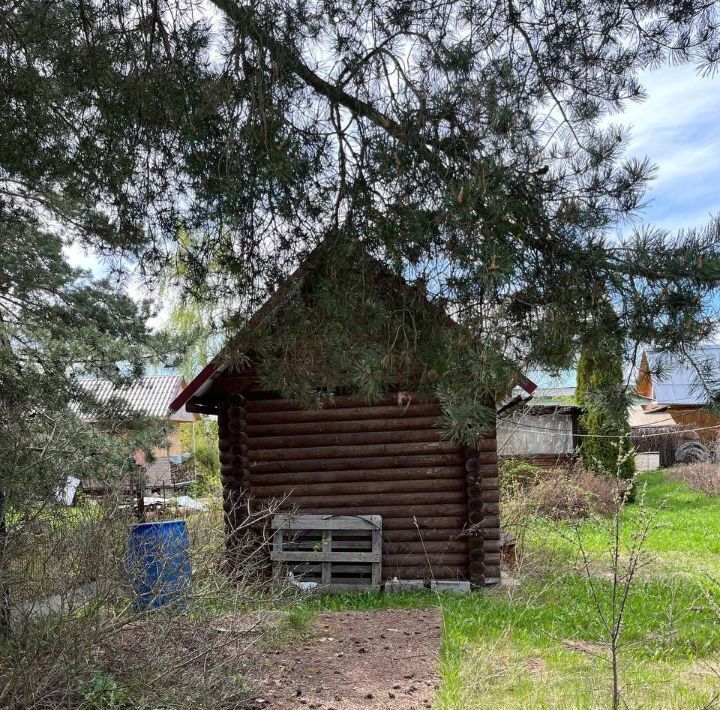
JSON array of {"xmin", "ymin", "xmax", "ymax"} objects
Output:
[{"xmin": 219, "ymin": 392, "xmax": 498, "ymax": 583}]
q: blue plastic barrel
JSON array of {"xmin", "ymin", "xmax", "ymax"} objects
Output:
[{"xmin": 127, "ymin": 520, "xmax": 191, "ymax": 610}]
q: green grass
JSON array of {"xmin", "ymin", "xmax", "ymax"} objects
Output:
[
  {"xmin": 527, "ymin": 470, "xmax": 720, "ymax": 579},
  {"xmin": 299, "ymin": 470, "xmax": 720, "ymax": 709},
  {"xmin": 285, "ymin": 605, "xmax": 315, "ymax": 630}
]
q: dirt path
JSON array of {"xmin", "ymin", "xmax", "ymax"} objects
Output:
[{"xmin": 249, "ymin": 607, "xmax": 443, "ymax": 709}]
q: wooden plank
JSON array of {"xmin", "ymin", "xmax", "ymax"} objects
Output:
[
  {"xmin": 382, "ymin": 516, "xmax": 467, "ymax": 531},
  {"xmin": 246, "ymin": 416, "xmax": 440, "ymax": 437},
  {"xmin": 270, "ymin": 513, "xmax": 383, "ymax": 592},
  {"xmin": 284, "ymin": 491, "xmax": 465, "ymax": 509},
  {"xmin": 381, "ymin": 529, "xmax": 465, "ymax": 542},
  {"xmin": 272, "ymin": 551, "xmax": 381, "ymax": 562},
  {"xmin": 250, "ymin": 465, "xmax": 462, "ymax": 486},
  {"xmin": 383, "ymin": 553, "xmax": 468, "ymax": 566},
  {"xmin": 282, "ymin": 504, "xmax": 468, "ymax": 519},
  {"xmin": 272, "ymin": 514, "xmax": 382, "ymax": 530},
  {"xmin": 248, "ymin": 428, "xmax": 446, "ymax": 450},
  {"xmin": 250, "ymin": 440, "xmax": 462, "ymax": 463},
  {"xmin": 382, "ymin": 541, "xmax": 468, "ymax": 554},
  {"xmin": 252, "ymin": 477, "xmax": 465, "ymax": 498},
  {"xmin": 371, "ymin": 526, "xmax": 382, "ymax": 587},
  {"xmin": 250, "ymin": 453, "xmax": 465, "ymax": 474},
  {"xmin": 246, "ymin": 403, "xmax": 442, "ymax": 425},
  {"xmin": 321, "ymin": 530, "xmax": 331, "ymax": 586},
  {"xmin": 244, "ymin": 394, "xmax": 406, "ymax": 412}
]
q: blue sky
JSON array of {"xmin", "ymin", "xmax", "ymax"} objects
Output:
[{"xmin": 618, "ymin": 65, "xmax": 720, "ymax": 231}]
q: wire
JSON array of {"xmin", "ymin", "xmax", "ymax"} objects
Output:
[{"xmin": 497, "ymin": 418, "xmax": 720, "ymax": 440}]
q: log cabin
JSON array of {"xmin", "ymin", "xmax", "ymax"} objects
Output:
[{"xmin": 169, "ymin": 242, "xmax": 535, "ymax": 587}]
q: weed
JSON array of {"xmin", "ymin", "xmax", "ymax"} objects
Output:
[
  {"xmin": 668, "ymin": 462, "xmax": 720, "ymax": 496},
  {"xmin": 79, "ymin": 671, "xmax": 126, "ymax": 709},
  {"xmin": 305, "ymin": 470, "xmax": 720, "ymax": 709},
  {"xmin": 285, "ymin": 606, "xmax": 314, "ymax": 631}
]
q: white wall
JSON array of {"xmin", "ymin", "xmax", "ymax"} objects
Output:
[{"xmin": 497, "ymin": 411, "xmax": 575, "ymax": 455}]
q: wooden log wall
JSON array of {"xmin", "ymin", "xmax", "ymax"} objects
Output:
[
  {"xmin": 218, "ymin": 395, "xmax": 272, "ymax": 573},
  {"xmin": 214, "ymin": 391, "xmax": 500, "ymax": 586}
]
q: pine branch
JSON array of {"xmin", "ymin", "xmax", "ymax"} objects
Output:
[{"xmin": 207, "ymin": 0, "xmax": 447, "ymax": 170}]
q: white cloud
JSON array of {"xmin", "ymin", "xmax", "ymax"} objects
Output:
[
  {"xmin": 62, "ymin": 62, "xmax": 719, "ymax": 332},
  {"xmin": 620, "ymin": 65, "xmax": 720, "ymax": 231}
]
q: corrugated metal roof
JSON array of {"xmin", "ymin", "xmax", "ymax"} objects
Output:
[
  {"xmin": 645, "ymin": 346, "xmax": 720, "ymax": 405},
  {"xmin": 533, "ymin": 386, "xmax": 576, "ymax": 403},
  {"xmin": 79, "ymin": 376, "xmax": 196, "ymax": 421}
]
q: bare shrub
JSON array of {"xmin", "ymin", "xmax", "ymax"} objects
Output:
[
  {"xmin": 521, "ymin": 467, "xmax": 619, "ymax": 521},
  {"xmin": 668, "ymin": 462, "xmax": 720, "ymax": 496},
  {"xmin": 0, "ymin": 493, "xmax": 291, "ymax": 709}
]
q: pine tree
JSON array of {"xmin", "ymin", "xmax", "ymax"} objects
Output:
[
  {"xmin": 0, "ymin": 204, "xmax": 172, "ymax": 631},
  {"xmin": 576, "ymin": 332, "xmax": 635, "ymax": 481},
  {"xmin": 2, "ymin": 0, "xmax": 720, "ymax": 443}
]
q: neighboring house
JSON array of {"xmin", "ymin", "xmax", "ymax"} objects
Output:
[
  {"xmin": 498, "ymin": 375, "xmax": 672, "ymax": 469},
  {"xmin": 635, "ymin": 347, "xmax": 720, "ymax": 442},
  {"xmin": 497, "ymin": 387, "xmax": 581, "ymax": 468},
  {"xmin": 169, "ymin": 242, "xmax": 536, "ymax": 588},
  {"xmin": 79, "ymin": 375, "xmax": 199, "ymax": 492}
]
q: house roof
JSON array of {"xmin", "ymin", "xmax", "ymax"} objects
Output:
[
  {"xmin": 170, "ymin": 239, "xmax": 536, "ymax": 413},
  {"xmin": 80, "ymin": 375, "xmax": 197, "ymax": 422},
  {"xmin": 627, "ymin": 404, "xmax": 678, "ymax": 429},
  {"xmin": 644, "ymin": 346, "xmax": 720, "ymax": 406}
]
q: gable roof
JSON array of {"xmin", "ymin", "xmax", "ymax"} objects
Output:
[
  {"xmin": 643, "ymin": 346, "xmax": 720, "ymax": 406},
  {"xmin": 170, "ymin": 239, "xmax": 536, "ymax": 413},
  {"xmin": 80, "ymin": 375, "xmax": 197, "ymax": 422}
]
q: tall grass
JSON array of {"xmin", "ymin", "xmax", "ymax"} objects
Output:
[{"xmin": 0, "ymin": 494, "xmax": 290, "ymax": 709}]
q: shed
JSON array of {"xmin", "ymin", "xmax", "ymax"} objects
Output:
[
  {"xmin": 169, "ymin": 243, "xmax": 535, "ymax": 587},
  {"xmin": 497, "ymin": 387, "xmax": 581, "ymax": 468}
]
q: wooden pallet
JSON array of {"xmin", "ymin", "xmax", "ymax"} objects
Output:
[{"xmin": 271, "ymin": 514, "xmax": 382, "ymax": 591}]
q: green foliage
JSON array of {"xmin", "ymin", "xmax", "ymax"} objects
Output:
[
  {"xmin": 181, "ymin": 420, "xmax": 220, "ymax": 496},
  {"xmin": 79, "ymin": 671, "xmax": 127, "ymax": 709},
  {"xmin": 160, "ymin": 230, "xmax": 225, "ymax": 381},
  {"xmin": 576, "ymin": 331, "xmax": 635, "ymax": 481},
  {"xmin": 2, "ymin": 0, "xmax": 720, "ymax": 424},
  {"xmin": 285, "ymin": 606, "xmax": 314, "ymax": 631},
  {"xmin": 534, "ymin": 470, "xmax": 720, "ymax": 577},
  {"xmin": 241, "ymin": 238, "xmax": 503, "ymax": 443},
  {"xmin": 498, "ymin": 458, "xmax": 544, "ymax": 497},
  {"xmin": 304, "ymin": 471, "xmax": 720, "ymax": 708},
  {"xmin": 0, "ymin": 206, "xmax": 174, "ymax": 511}
]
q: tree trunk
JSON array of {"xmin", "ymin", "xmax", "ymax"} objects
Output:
[{"xmin": 0, "ymin": 489, "xmax": 11, "ymax": 636}]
